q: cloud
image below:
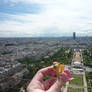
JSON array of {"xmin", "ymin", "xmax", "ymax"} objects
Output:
[{"xmin": 0, "ymin": 0, "xmax": 92, "ymax": 37}]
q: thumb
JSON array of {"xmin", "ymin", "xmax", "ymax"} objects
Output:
[{"xmin": 48, "ymin": 73, "xmax": 67, "ymax": 92}]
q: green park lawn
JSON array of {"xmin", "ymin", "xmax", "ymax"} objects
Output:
[
  {"xmin": 67, "ymin": 87, "xmax": 84, "ymax": 92},
  {"xmin": 69, "ymin": 74, "xmax": 84, "ymax": 86}
]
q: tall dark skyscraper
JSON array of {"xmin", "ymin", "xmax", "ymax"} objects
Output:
[{"xmin": 73, "ymin": 32, "xmax": 76, "ymax": 40}]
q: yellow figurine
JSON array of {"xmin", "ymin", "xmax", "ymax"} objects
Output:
[
  {"xmin": 53, "ymin": 62, "xmax": 64, "ymax": 76},
  {"xmin": 53, "ymin": 62, "xmax": 74, "ymax": 81}
]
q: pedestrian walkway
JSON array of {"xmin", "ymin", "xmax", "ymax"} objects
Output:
[
  {"xmin": 83, "ymin": 72, "xmax": 88, "ymax": 92},
  {"xmin": 63, "ymin": 82, "xmax": 69, "ymax": 92}
]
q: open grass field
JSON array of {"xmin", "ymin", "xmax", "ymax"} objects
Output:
[
  {"xmin": 69, "ymin": 74, "xmax": 83, "ymax": 86},
  {"xmin": 67, "ymin": 87, "xmax": 84, "ymax": 92}
]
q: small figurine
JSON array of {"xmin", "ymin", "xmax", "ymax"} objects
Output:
[
  {"xmin": 53, "ymin": 61, "xmax": 74, "ymax": 82},
  {"xmin": 53, "ymin": 62, "xmax": 64, "ymax": 76}
]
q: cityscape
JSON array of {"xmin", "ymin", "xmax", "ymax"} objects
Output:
[
  {"xmin": 0, "ymin": 0, "xmax": 92, "ymax": 92},
  {"xmin": 0, "ymin": 32, "xmax": 92, "ymax": 92}
]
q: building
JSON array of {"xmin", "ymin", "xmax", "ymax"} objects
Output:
[
  {"xmin": 73, "ymin": 32, "xmax": 76, "ymax": 40},
  {"xmin": 71, "ymin": 61, "xmax": 83, "ymax": 68}
]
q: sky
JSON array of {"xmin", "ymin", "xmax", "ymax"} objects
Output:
[{"xmin": 0, "ymin": 0, "xmax": 92, "ymax": 37}]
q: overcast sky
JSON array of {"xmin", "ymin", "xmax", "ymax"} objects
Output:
[{"xmin": 0, "ymin": 0, "xmax": 92, "ymax": 37}]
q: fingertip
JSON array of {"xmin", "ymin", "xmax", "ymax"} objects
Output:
[
  {"xmin": 64, "ymin": 70, "xmax": 70, "ymax": 77},
  {"xmin": 70, "ymin": 78, "xmax": 75, "ymax": 81},
  {"xmin": 53, "ymin": 62, "xmax": 59, "ymax": 65},
  {"xmin": 66, "ymin": 77, "xmax": 75, "ymax": 82}
]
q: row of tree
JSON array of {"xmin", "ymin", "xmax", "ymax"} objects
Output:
[
  {"xmin": 19, "ymin": 47, "xmax": 73, "ymax": 78},
  {"xmin": 86, "ymin": 72, "xmax": 92, "ymax": 92},
  {"xmin": 83, "ymin": 49, "xmax": 92, "ymax": 67}
]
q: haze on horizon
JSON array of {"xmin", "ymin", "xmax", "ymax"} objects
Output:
[{"xmin": 0, "ymin": 0, "xmax": 92, "ymax": 37}]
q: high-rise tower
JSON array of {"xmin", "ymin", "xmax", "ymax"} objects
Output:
[{"xmin": 73, "ymin": 32, "xmax": 76, "ymax": 40}]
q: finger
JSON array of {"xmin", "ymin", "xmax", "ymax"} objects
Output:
[
  {"xmin": 48, "ymin": 73, "xmax": 67, "ymax": 92},
  {"xmin": 67, "ymin": 78, "xmax": 75, "ymax": 81},
  {"xmin": 43, "ymin": 77, "xmax": 56, "ymax": 90},
  {"xmin": 32, "ymin": 66, "xmax": 55, "ymax": 82}
]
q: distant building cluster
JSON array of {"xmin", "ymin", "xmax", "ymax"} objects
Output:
[
  {"xmin": 0, "ymin": 37, "xmax": 92, "ymax": 91},
  {"xmin": 0, "ymin": 61, "xmax": 29, "ymax": 91}
]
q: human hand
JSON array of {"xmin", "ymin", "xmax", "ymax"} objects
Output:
[{"xmin": 27, "ymin": 66, "xmax": 68, "ymax": 92}]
